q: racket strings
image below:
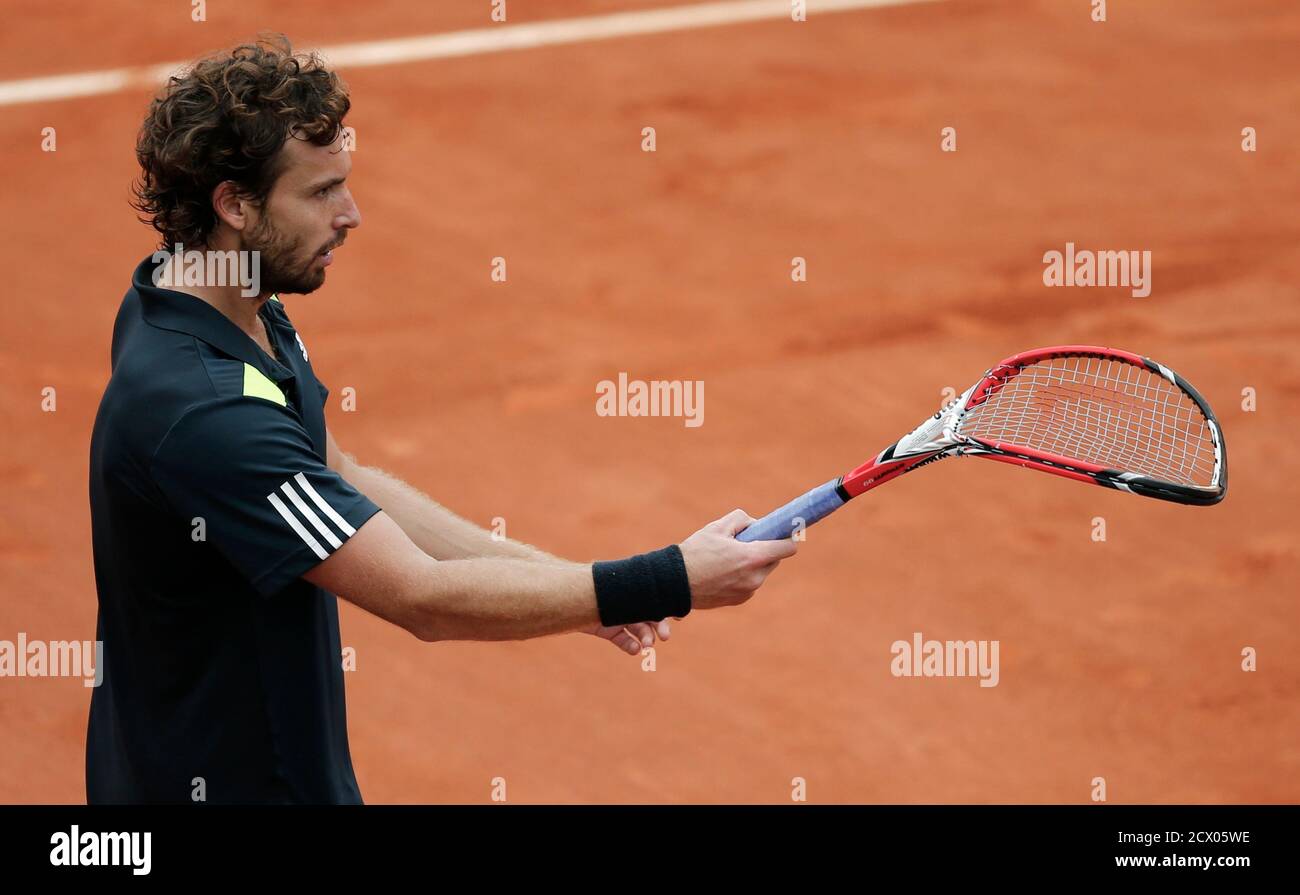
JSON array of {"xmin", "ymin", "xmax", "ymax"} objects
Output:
[{"xmin": 957, "ymin": 356, "xmax": 1217, "ymax": 487}]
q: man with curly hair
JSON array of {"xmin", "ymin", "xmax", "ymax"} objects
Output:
[{"xmin": 87, "ymin": 35, "xmax": 796, "ymax": 804}]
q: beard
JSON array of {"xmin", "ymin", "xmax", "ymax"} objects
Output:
[{"xmin": 244, "ymin": 211, "xmax": 327, "ymax": 296}]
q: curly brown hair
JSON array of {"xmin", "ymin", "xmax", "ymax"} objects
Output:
[{"xmin": 132, "ymin": 34, "xmax": 350, "ymax": 249}]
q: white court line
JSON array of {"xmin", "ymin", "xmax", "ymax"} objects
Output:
[{"xmin": 0, "ymin": 0, "xmax": 941, "ymax": 108}]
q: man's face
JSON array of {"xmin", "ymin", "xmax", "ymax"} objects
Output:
[{"xmin": 242, "ymin": 132, "xmax": 360, "ymax": 296}]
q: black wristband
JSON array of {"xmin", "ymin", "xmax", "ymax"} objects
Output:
[{"xmin": 592, "ymin": 545, "xmax": 692, "ymax": 627}]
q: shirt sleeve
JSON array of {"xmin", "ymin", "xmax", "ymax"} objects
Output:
[{"xmin": 151, "ymin": 397, "xmax": 381, "ymax": 596}]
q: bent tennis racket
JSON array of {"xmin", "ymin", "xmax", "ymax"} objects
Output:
[{"xmin": 737, "ymin": 345, "xmax": 1226, "ymax": 542}]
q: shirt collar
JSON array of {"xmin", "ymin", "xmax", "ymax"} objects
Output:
[{"xmin": 132, "ymin": 254, "xmax": 295, "ymax": 383}]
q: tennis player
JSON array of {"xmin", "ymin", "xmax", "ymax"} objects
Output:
[{"xmin": 87, "ymin": 36, "xmax": 797, "ymax": 804}]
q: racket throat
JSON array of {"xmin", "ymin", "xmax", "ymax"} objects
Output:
[{"xmin": 840, "ymin": 447, "xmax": 957, "ymax": 498}]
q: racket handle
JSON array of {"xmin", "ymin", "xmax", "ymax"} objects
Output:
[{"xmin": 736, "ymin": 479, "xmax": 846, "ymax": 542}]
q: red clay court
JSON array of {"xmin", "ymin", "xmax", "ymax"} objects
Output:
[{"xmin": 0, "ymin": 0, "xmax": 1297, "ymax": 803}]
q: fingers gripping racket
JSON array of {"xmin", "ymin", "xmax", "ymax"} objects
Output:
[{"xmin": 737, "ymin": 346, "xmax": 1227, "ymax": 543}]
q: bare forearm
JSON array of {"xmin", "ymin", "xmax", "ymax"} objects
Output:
[
  {"xmin": 415, "ymin": 557, "xmax": 599, "ymax": 641},
  {"xmin": 306, "ymin": 512, "xmax": 598, "ymax": 641},
  {"xmin": 343, "ymin": 458, "xmax": 569, "ymax": 563}
]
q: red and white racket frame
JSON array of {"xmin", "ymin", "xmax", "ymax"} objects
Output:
[{"xmin": 837, "ymin": 346, "xmax": 1227, "ymax": 507}]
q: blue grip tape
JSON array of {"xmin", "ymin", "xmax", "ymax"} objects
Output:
[{"xmin": 735, "ymin": 479, "xmax": 846, "ymax": 542}]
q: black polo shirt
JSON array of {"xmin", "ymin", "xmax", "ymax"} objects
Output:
[{"xmin": 86, "ymin": 255, "xmax": 381, "ymax": 804}]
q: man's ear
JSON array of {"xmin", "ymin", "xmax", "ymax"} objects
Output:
[{"xmin": 212, "ymin": 181, "xmax": 252, "ymax": 234}]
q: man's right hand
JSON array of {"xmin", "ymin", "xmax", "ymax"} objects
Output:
[{"xmin": 679, "ymin": 509, "xmax": 799, "ymax": 611}]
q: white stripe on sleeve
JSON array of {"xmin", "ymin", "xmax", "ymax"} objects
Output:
[
  {"xmin": 280, "ymin": 481, "xmax": 344, "ymax": 549},
  {"xmin": 267, "ymin": 492, "xmax": 329, "ymax": 560},
  {"xmin": 293, "ymin": 472, "xmax": 357, "ymax": 536}
]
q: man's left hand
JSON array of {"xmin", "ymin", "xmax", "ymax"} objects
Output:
[{"xmin": 585, "ymin": 619, "xmax": 671, "ymax": 656}]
